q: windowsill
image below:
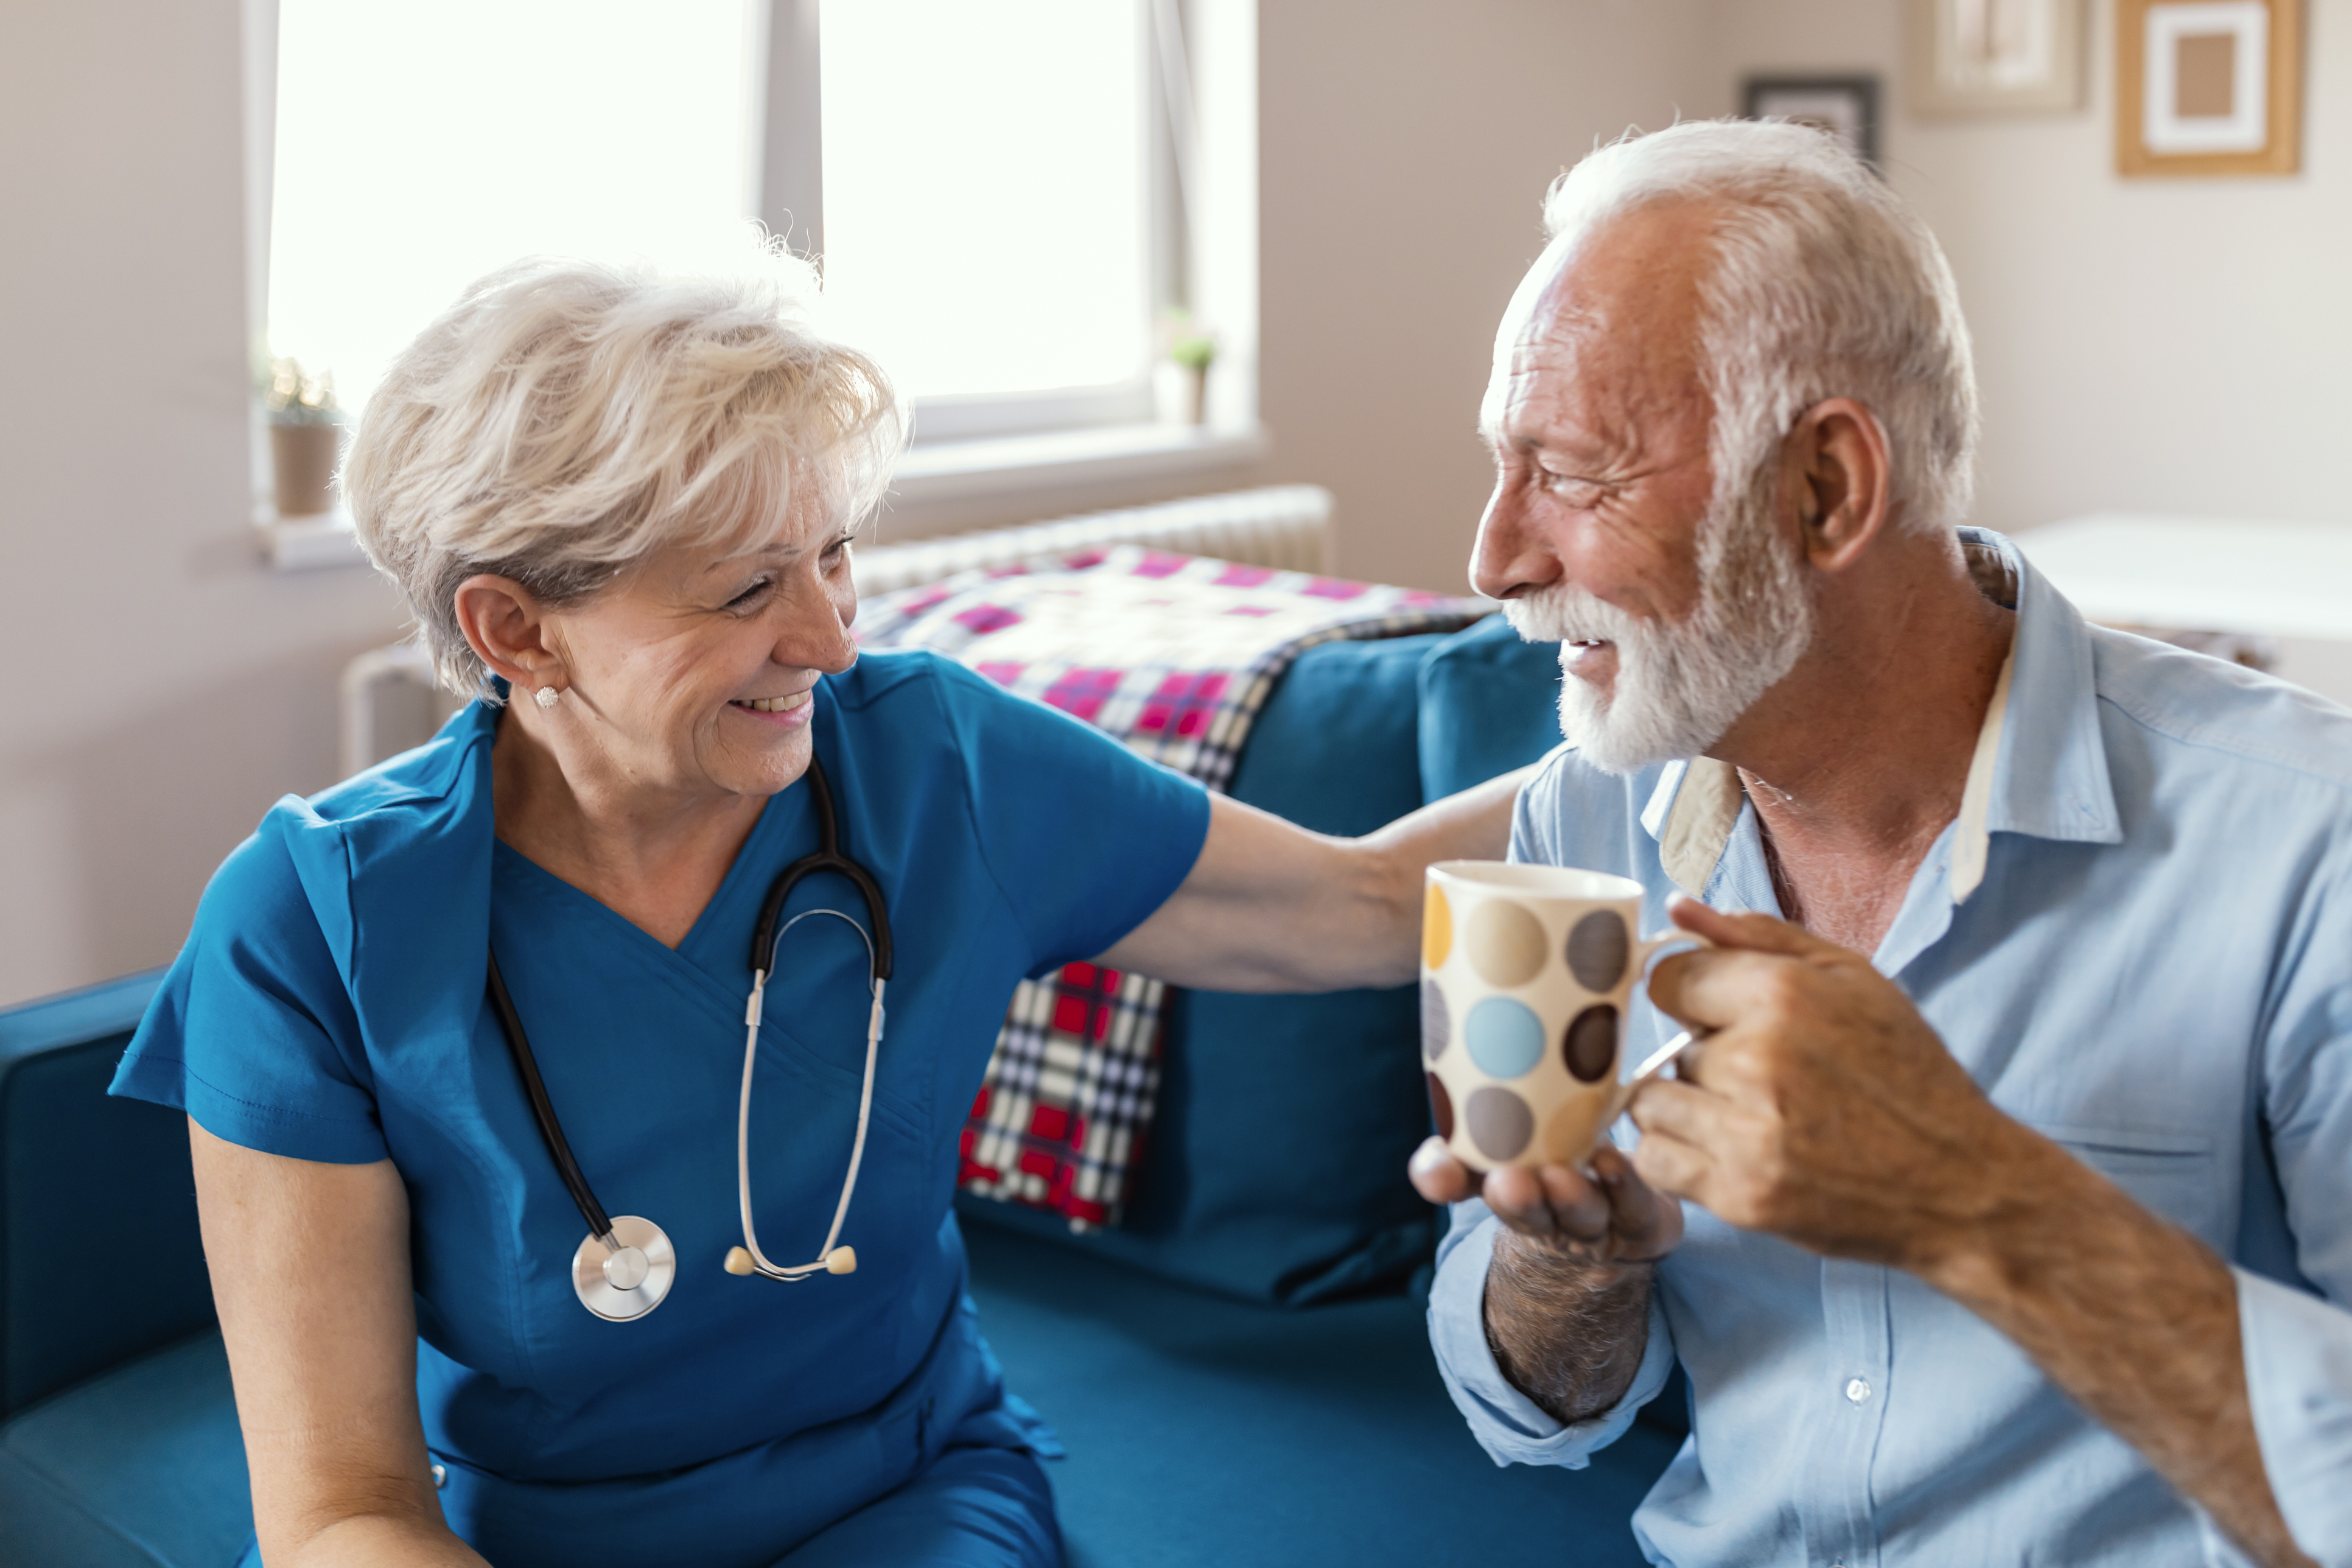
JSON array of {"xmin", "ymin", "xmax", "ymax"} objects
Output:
[
  {"xmin": 256, "ymin": 505, "xmax": 369, "ymax": 572},
  {"xmin": 888, "ymin": 421, "xmax": 1269, "ymax": 503},
  {"xmin": 257, "ymin": 421, "xmax": 1273, "ymax": 572}
]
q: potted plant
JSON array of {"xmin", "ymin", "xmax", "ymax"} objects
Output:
[
  {"xmin": 265, "ymin": 357, "xmax": 341, "ymax": 517},
  {"xmin": 1157, "ymin": 311, "xmax": 1217, "ymax": 426}
]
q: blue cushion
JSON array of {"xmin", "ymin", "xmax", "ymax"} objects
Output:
[
  {"xmin": 0, "ymin": 1329, "xmax": 251, "ymax": 1567},
  {"xmin": 1418, "ymin": 615, "xmax": 1564, "ymax": 800},
  {"xmin": 961, "ymin": 632, "xmax": 1447, "ymax": 1301},
  {"xmin": 962, "ymin": 623, "xmax": 1574, "ymax": 1304},
  {"xmin": 963, "ymin": 1217, "xmax": 1678, "ymax": 1566},
  {"xmin": 0, "ymin": 970, "xmax": 213, "ymax": 1419}
]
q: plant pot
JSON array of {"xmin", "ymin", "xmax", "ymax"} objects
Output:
[
  {"xmin": 1156, "ymin": 362, "xmax": 1211, "ymax": 426},
  {"xmin": 270, "ymin": 422, "xmax": 342, "ymax": 517}
]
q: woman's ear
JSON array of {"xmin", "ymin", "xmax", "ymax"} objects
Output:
[
  {"xmin": 453, "ymin": 575, "xmax": 563, "ymax": 695},
  {"xmin": 1787, "ymin": 398, "xmax": 1893, "ymax": 573}
]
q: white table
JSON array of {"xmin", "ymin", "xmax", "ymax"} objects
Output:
[{"xmin": 2014, "ymin": 513, "xmax": 2352, "ymax": 642}]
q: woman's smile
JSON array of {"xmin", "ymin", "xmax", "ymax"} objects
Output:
[{"xmin": 728, "ymin": 689, "xmax": 816, "ymax": 728}]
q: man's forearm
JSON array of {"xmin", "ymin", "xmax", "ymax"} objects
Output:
[
  {"xmin": 1919, "ymin": 1130, "xmax": 2315, "ymax": 1568},
  {"xmin": 1485, "ymin": 1231, "xmax": 1656, "ymax": 1424}
]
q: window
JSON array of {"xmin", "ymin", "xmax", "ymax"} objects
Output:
[
  {"xmin": 817, "ymin": 0, "xmax": 1157, "ymax": 437},
  {"xmin": 257, "ymin": 0, "xmax": 1256, "ymax": 524},
  {"xmin": 266, "ymin": 0, "xmax": 766, "ymax": 419}
]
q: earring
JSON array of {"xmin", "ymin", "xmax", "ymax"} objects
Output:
[{"xmin": 534, "ymin": 686, "xmax": 561, "ymax": 710}]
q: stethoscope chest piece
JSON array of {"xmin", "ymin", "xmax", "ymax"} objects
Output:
[{"xmin": 571, "ymin": 1215, "xmax": 676, "ymax": 1322}]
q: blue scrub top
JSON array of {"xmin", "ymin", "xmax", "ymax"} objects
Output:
[{"xmin": 111, "ymin": 651, "xmax": 1211, "ymax": 1566}]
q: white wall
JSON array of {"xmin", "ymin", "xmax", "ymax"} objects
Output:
[{"xmin": 0, "ymin": 0, "xmax": 410, "ymax": 1007}]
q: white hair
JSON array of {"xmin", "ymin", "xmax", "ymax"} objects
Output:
[
  {"xmin": 343, "ymin": 248, "xmax": 904, "ymax": 700},
  {"xmin": 1541, "ymin": 118, "xmax": 1979, "ymax": 537}
]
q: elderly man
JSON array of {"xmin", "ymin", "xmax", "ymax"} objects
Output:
[{"xmin": 1410, "ymin": 119, "xmax": 2351, "ymax": 1568}]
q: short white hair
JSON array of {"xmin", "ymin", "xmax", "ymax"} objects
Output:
[
  {"xmin": 1539, "ymin": 119, "xmax": 1978, "ymax": 535},
  {"xmin": 344, "ymin": 249, "xmax": 903, "ymax": 700}
]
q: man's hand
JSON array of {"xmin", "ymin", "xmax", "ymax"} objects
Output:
[
  {"xmin": 1629, "ymin": 896, "xmax": 2028, "ymax": 1270},
  {"xmin": 1411, "ymin": 1138, "xmax": 1682, "ymax": 1424},
  {"xmin": 1409, "ymin": 1139, "xmax": 1682, "ymax": 1267},
  {"xmin": 1631, "ymin": 897, "xmax": 2316, "ymax": 1567}
]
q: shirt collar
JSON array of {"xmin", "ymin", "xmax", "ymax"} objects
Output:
[{"xmin": 1642, "ymin": 527, "xmax": 2121, "ymax": 900}]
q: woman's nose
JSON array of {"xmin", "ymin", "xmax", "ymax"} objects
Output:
[{"xmin": 775, "ymin": 581, "xmax": 859, "ymax": 674}]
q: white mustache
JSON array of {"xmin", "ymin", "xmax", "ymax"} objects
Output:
[{"xmin": 1501, "ymin": 583, "xmax": 1646, "ymax": 646}]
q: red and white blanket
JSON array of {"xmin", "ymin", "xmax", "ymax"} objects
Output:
[{"xmin": 858, "ymin": 545, "xmax": 1485, "ymax": 1228}]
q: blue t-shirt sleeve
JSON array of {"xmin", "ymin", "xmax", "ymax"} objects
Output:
[
  {"xmin": 927, "ymin": 661, "xmax": 1212, "ymax": 978},
  {"xmin": 109, "ymin": 810, "xmax": 389, "ymax": 1164}
]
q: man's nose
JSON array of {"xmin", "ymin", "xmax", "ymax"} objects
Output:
[{"xmin": 1469, "ymin": 481, "xmax": 1559, "ymax": 603}]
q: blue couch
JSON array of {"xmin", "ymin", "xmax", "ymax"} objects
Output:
[{"xmin": 0, "ymin": 615, "xmax": 1686, "ymax": 1567}]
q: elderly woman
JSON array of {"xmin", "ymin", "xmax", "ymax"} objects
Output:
[{"xmin": 111, "ymin": 254, "xmax": 1519, "ymax": 1568}]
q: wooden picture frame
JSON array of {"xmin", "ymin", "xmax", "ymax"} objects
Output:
[
  {"xmin": 2117, "ymin": 0, "xmax": 2302, "ymax": 175},
  {"xmin": 1743, "ymin": 75, "xmax": 1882, "ymax": 168},
  {"xmin": 1908, "ymin": 0, "xmax": 2087, "ymax": 116}
]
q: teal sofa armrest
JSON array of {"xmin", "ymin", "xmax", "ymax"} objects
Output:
[{"xmin": 0, "ymin": 971, "xmax": 212, "ymax": 1418}]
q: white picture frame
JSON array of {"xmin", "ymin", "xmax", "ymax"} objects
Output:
[
  {"xmin": 2117, "ymin": 0, "xmax": 2302, "ymax": 175},
  {"xmin": 1906, "ymin": 0, "xmax": 2087, "ymax": 116}
]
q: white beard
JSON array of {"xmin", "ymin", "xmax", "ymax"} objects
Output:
[{"xmin": 1503, "ymin": 486, "xmax": 1815, "ymax": 775}]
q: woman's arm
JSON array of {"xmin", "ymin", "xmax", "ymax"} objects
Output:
[
  {"xmin": 191, "ymin": 1121, "xmax": 488, "ymax": 1567},
  {"xmin": 1096, "ymin": 766, "xmax": 1534, "ymax": 993}
]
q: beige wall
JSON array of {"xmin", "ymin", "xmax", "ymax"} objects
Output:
[
  {"xmin": 0, "ymin": 0, "xmax": 411, "ymax": 1007},
  {"xmin": 1707, "ymin": 0, "xmax": 2352, "ymax": 539},
  {"xmin": 1250, "ymin": 0, "xmax": 1721, "ymax": 593},
  {"xmin": 4, "ymin": 0, "xmax": 2346, "ymax": 1006}
]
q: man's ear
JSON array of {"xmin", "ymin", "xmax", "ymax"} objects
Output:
[
  {"xmin": 1783, "ymin": 397, "xmax": 1892, "ymax": 572},
  {"xmin": 452, "ymin": 575, "xmax": 564, "ymax": 695}
]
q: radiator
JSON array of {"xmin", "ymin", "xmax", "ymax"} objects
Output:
[
  {"xmin": 849, "ymin": 483, "xmax": 1332, "ymax": 597},
  {"xmin": 340, "ymin": 485, "xmax": 1337, "ymax": 776}
]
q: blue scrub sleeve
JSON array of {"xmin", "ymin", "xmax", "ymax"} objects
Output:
[
  {"xmin": 926, "ymin": 660, "xmax": 1212, "ymax": 979},
  {"xmin": 109, "ymin": 808, "xmax": 389, "ymax": 1164}
]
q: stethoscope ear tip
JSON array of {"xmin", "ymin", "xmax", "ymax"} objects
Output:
[
  {"xmin": 825, "ymin": 1245, "xmax": 857, "ymax": 1275},
  {"xmin": 723, "ymin": 1246, "xmax": 757, "ymax": 1276}
]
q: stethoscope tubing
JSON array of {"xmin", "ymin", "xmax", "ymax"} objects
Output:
[
  {"xmin": 733, "ymin": 917, "xmax": 886, "ymax": 1281},
  {"xmin": 486, "ymin": 752, "xmax": 892, "ymax": 1317}
]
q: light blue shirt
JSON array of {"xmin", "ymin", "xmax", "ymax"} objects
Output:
[{"xmin": 1427, "ymin": 531, "xmax": 2352, "ymax": 1567}]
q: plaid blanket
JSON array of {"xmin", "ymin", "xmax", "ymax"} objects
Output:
[{"xmin": 858, "ymin": 545, "xmax": 1486, "ymax": 1228}]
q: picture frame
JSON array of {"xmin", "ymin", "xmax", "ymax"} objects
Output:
[
  {"xmin": 1743, "ymin": 75, "xmax": 1881, "ymax": 167},
  {"xmin": 2117, "ymin": 0, "xmax": 2302, "ymax": 175},
  {"xmin": 1906, "ymin": 0, "xmax": 2087, "ymax": 116}
]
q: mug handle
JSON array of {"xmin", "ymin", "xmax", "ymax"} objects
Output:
[{"xmin": 1604, "ymin": 928, "xmax": 1715, "ymax": 1118}]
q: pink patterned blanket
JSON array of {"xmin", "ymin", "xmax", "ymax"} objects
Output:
[{"xmin": 858, "ymin": 545, "xmax": 1485, "ymax": 1228}]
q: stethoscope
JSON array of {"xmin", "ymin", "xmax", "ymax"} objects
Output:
[{"xmin": 484, "ymin": 755, "xmax": 892, "ymax": 1322}]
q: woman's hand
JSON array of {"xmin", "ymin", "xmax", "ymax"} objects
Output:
[
  {"xmin": 192, "ymin": 1123, "xmax": 489, "ymax": 1567},
  {"xmin": 1094, "ymin": 766, "xmax": 1535, "ymax": 993}
]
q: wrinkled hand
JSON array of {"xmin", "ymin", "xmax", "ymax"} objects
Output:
[
  {"xmin": 1631, "ymin": 897, "xmax": 2023, "ymax": 1269},
  {"xmin": 1408, "ymin": 1138, "xmax": 1684, "ymax": 1267}
]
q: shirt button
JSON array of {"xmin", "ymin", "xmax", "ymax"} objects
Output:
[
  {"xmin": 432, "ymin": 1463, "xmax": 447, "ymax": 1489},
  {"xmin": 1845, "ymin": 1376, "xmax": 1872, "ymax": 1404}
]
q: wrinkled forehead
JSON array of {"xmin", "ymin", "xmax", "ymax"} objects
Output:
[
  {"xmin": 1479, "ymin": 204, "xmax": 1715, "ymax": 438},
  {"xmin": 1480, "ymin": 232, "xmax": 1582, "ymax": 430}
]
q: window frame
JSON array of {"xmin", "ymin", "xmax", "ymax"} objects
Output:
[{"xmin": 246, "ymin": 0, "xmax": 1261, "ymax": 569}]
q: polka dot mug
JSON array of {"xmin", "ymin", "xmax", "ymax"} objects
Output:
[{"xmin": 1421, "ymin": 860, "xmax": 1707, "ymax": 1172}]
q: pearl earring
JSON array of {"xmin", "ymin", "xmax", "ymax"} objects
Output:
[{"xmin": 534, "ymin": 686, "xmax": 561, "ymax": 710}]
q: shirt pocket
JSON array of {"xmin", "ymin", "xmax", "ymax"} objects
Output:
[{"xmin": 2029, "ymin": 1121, "xmax": 2225, "ymax": 1245}]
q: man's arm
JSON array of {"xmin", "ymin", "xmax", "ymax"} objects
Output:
[
  {"xmin": 1636, "ymin": 900, "xmax": 2317, "ymax": 1568},
  {"xmin": 1096, "ymin": 766, "xmax": 1534, "ymax": 992},
  {"xmin": 1410, "ymin": 1141, "xmax": 1683, "ymax": 1424}
]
